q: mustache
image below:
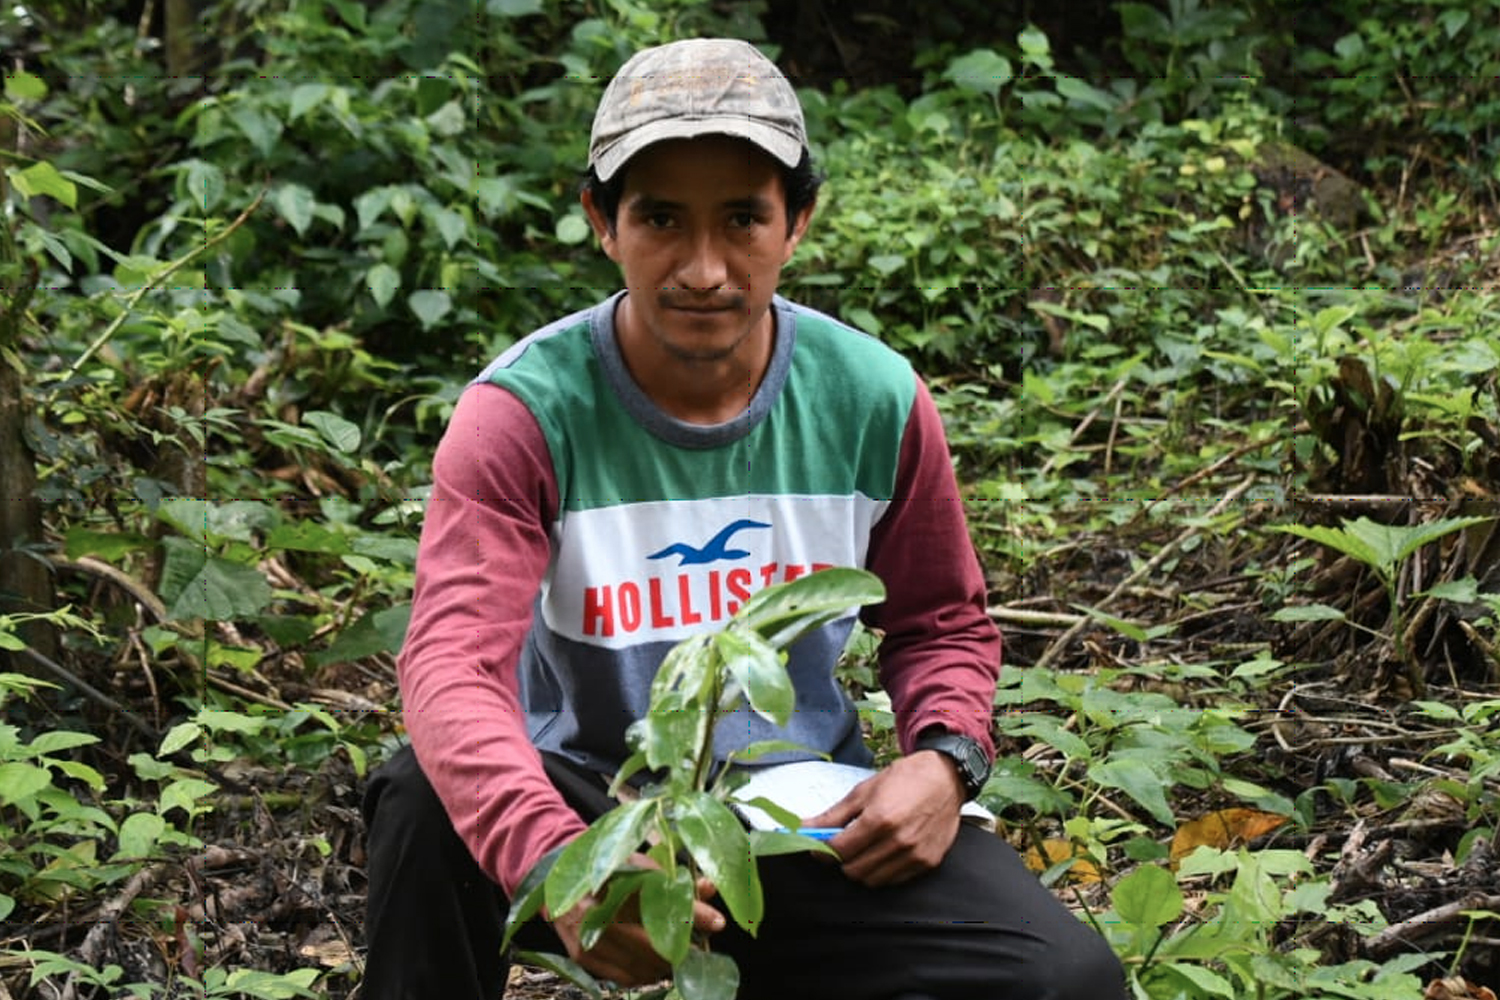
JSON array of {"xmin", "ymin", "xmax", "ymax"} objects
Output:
[{"xmin": 658, "ymin": 292, "xmax": 746, "ymax": 311}]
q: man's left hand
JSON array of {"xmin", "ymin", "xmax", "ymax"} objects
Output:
[{"xmin": 802, "ymin": 751, "xmax": 964, "ymax": 887}]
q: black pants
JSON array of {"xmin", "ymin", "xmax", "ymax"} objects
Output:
[{"xmin": 362, "ymin": 745, "xmax": 1126, "ymax": 1000}]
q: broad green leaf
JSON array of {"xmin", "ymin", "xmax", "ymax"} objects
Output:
[
  {"xmin": 54, "ymin": 760, "xmax": 106, "ymax": 791},
  {"xmin": 195, "ymin": 709, "xmax": 267, "ymax": 734},
  {"xmin": 1056, "ymin": 75, "xmax": 1117, "ymax": 111},
  {"xmin": 1018, "ymin": 25, "xmax": 1051, "ymax": 58},
  {"xmin": 408, "ymin": 289, "xmax": 452, "ymax": 330},
  {"xmin": 748, "ymin": 829, "xmax": 837, "ymax": 858},
  {"xmin": 1269, "ymin": 603, "xmax": 1345, "ymax": 623},
  {"xmin": 503, "ymin": 850, "xmax": 557, "ymax": 949},
  {"xmin": 676, "ymin": 793, "xmax": 760, "ymax": 933},
  {"xmin": 319, "ymin": 604, "xmax": 412, "ymax": 665},
  {"xmin": 221, "ymin": 968, "xmax": 319, "ymax": 998},
  {"xmin": 555, "ymin": 213, "xmax": 591, "ymax": 245},
  {"xmin": 266, "ymin": 521, "xmax": 351, "ymax": 556},
  {"xmin": 304, "ymin": 410, "xmax": 362, "ymax": 453},
  {"xmin": 578, "ymin": 870, "xmax": 648, "ymax": 951},
  {"xmin": 735, "ymin": 568, "xmax": 884, "ymax": 649},
  {"xmin": 274, "ymin": 183, "xmax": 316, "ymax": 236},
  {"xmin": 116, "ymin": 812, "xmax": 166, "ymax": 860},
  {"xmin": 0, "ymin": 893, "xmax": 13, "ymax": 922},
  {"xmin": 1011, "ymin": 717, "xmax": 1091, "ymax": 760},
  {"xmin": 29, "ymin": 731, "xmax": 99, "ymax": 756},
  {"xmin": 512, "ymin": 950, "xmax": 601, "ymax": 999},
  {"xmin": 229, "ymin": 104, "xmax": 283, "ymax": 157},
  {"xmin": 1089, "ymin": 758, "xmax": 1175, "ymax": 826},
  {"xmin": 0, "ymin": 762, "xmax": 51, "ymax": 807},
  {"xmin": 944, "ymin": 49, "xmax": 1013, "ymax": 97},
  {"xmin": 716, "ymin": 629, "xmax": 792, "ymax": 725},
  {"xmin": 675, "ymin": 947, "xmax": 740, "ymax": 1000},
  {"xmin": 5, "ymin": 70, "xmax": 46, "ymax": 100},
  {"xmin": 62, "ymin": 528, "xmax": 152, "ymax": 562},
  {"xmin": 628, "ymin": 695, "xmax": 701, "ymax": 772},
  {"xmin": 12, "ymin": 161, "xmax": 78, "ymax": 208},
  {"xmin": 288, "ymin": 83, "xmax": 327, "ymax": 121},
  {"xmin": 640, "ymin": 866, "xmax": 694, "ymax": 965},
  {"xmin": 158, "ymin": 777, "xmax": 218, "ymax": 817},
  {"xmin": 545, "ymin": 800, "xmax": 652, "ymax": 918},
  {"xmin": 355, "ymin": 187, "xmax": 395, "ymax": 231},
  {"xmin": 1112, "ymin": 863, "xmax": 1181, "ymax": 928},
  {"xmin": 366, "ymin": 263, "xmax": 400, "ymax": 307},
  {"xmin": 1386, "ymin": 516, "xmax": 1491, "ymax": 563},
  {"xmin": 1158, "ymin": 962, "xmax": 1234, "ymax": 998},
  {"xmin": 159, "ymin": 722, "xmax": 202, "ymax": 756},
  {"xmin": 1423, "ymin": 576, "xmax": 1480, "ymax": 602},
  {"xmin": 182, "ymin": 159, "xmax": 225, "ymax": 213},
  {"xmin": 1272, "ymin": 522, "xmax": 1381, "ymax": 570},
  {"xmin": 157, "ymin": 497, "xmax": 212, "ymax": 542},
  {"xmin": 1074, "ymin": 604, "xmax": 1173, "ymax": 642},
  {"xmin": 426, "ymin": 205, "xmax": 468, "ymax": 249},
  {"xmin": 159, "ymin": 539, "xmax": 272, "ymax": 621}
]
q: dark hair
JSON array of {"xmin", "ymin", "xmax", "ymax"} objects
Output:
[{"xmin": 583, "ymin": 147, "xmax": 824, "ymax": 237}]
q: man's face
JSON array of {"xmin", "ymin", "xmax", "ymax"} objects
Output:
[{"xmin": 583, "ymin": 135, "xmax": 811, "ymax": 364}]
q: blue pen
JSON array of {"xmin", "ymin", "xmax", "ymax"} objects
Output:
[{"xmin": 773, "ymin": 826, "xmax": 843, "ymax": 842}]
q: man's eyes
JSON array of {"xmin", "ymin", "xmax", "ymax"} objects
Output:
[{"xmin": 635, "ymin": 212, "xmax": 764, "ymax": 230}]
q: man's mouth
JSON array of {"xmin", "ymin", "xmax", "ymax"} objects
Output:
[{"xmin": 662, "ymin": 297, "xmax": 743, "ymax": 313}]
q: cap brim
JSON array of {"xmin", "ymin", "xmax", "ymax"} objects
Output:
[{"xmin": 593, "ymin": 117, "xmax": 803, "ymax": 182}]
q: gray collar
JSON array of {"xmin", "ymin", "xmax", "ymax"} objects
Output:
[{"xmin": 590, "ymin": 291, "xmax": 796, "ymax": 450}]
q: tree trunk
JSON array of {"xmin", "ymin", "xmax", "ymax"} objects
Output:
[
  {"xmin": 0, "ymin": 134, "xmax": 56, "ymax": 662},
  {"xmin": 165, "ymin": 0, "xmax": 213, "ymax": 79}
]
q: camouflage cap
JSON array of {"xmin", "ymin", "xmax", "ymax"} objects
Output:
[{"xmin": 588, "ymin": 38, "xmax": 807, "ymax": 182}]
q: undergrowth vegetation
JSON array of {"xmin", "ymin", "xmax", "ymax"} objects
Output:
[{"xmin": 2, "ymin": 0, "xmax": 1499, "ymax": 996}]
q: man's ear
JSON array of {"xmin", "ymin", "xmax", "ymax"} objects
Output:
[
  {"xmin": 781, "ymin": 200, "xmax": 815, "ymax": 265},
  {"xmin": 580, "ymin": 188, "xmax": 620, "ymax": 263}
]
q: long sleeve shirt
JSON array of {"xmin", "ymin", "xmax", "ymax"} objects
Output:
[{"xmin": 398, "ymin": 292, "xmax": 1001, "ymax": 896}]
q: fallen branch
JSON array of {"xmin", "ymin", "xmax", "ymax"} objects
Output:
[
  {"xmin": 59, "ymin": 863, "xmax": 167, "ymax": 1000},
  {"xmin": 1364, "ymin": 892, "xmax": 1500, "ymax": 957},
  {"xmin": 987, "ymin": 606, "xmax": 1088, "ymax": 628},
  {"xmin": 17, "ymin": 645, "xmax": 155, "ymax": 740}
]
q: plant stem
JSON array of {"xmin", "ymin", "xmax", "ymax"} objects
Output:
[{"xmin": 58, "ymin": 187, "xmax": 266, "ymax": 389}]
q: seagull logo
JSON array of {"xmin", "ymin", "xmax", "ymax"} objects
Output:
[{"xmin": 647, "ymin": 519, "xmax": 771, "ymax": 566}]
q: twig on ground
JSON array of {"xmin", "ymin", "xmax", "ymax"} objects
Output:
[
  {"xmin": 1035, "ymin": 475, "xmax": 1258, "ymax": 670},
  {"xmin": 1129, "ymin": 433, "xmax": 1299, "ymax": 527},
  {"xmin": 59, "ymin": 863, "xmax": 167, "ymax": 1000},
  {"xmin": 17, "ymin": 645, "xmax": 155, "ymax": 740},
  {"xmin": 1038, "ymin": 376, "xmax": 1128, "ymax": 478},
  {"xmin": 1365, "ymin": 892, "xmax": 1500, "ymax": 957},
  {"xmin": 987, "ymin": 606, "xmax": 1088, "ymax": 628}
]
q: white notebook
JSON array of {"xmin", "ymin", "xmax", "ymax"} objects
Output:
[{"xmin": 730, "ymin": 760, "xmax": 996, "ymax": 832}]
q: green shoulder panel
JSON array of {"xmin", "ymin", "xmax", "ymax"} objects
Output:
[
  {"xmin": 483, "ymin": 305, "xmax": 916, "ymax": 511},
  {"xmin": 776, "ymin": 304, "xmax": 915, "ymax": 501}
]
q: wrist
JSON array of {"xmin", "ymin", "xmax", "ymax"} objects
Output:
[{"xmin": 912, "ymin": 727, "xmax": 991, "ymax": 801}]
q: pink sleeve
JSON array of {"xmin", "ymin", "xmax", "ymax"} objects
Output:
[
  {"xmin": 864, "ymin": 375, "xmax": 1002, "ymax": 759},
  {"xmin": 398, "ymin": 382, "xmax": 588, "ymax": 897}
]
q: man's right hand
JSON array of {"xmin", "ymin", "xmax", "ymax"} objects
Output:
[{"xmin": 550, "ymin": 853, "xmax": 725, "ymax": 987}]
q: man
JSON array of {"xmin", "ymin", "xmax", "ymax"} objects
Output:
[{"xmin": 363, "ymin": 37, "xmax": 1126, "ymax": 1000}]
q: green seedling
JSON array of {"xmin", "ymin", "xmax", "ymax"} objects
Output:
[
  {"xmin": 1272, "ymin": 515, "xmax": 1492, "ymax": 696},
  {"xmin": 503, "ymin": 568, "xmax": 886, "ymax": 1000}
]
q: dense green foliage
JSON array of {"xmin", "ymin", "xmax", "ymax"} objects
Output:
[{"xmin": 3, "ymin": 0, "xmax": 1499, "ymax": 996}]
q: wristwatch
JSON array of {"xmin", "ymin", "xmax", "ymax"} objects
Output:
[{"xmin": 914, "ymin": 729, "xmax": 992, "ymax": 801}]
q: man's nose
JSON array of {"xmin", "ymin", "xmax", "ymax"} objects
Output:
[{"xmin": 677, "ymin": 230, "xmax": 729, "ymax": 291}]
